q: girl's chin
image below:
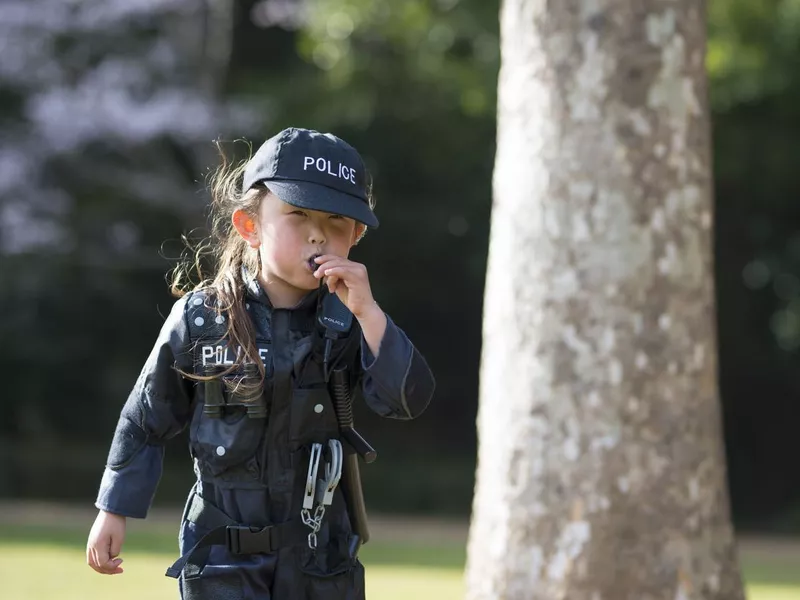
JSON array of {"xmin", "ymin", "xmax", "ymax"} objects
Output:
[
  {"xmin": 259, "ymin": 269, "xmax": 317, "ymax": 292},
  {"xmin": 293, "ymin": 271, "xmax": 321, "ymax": 291},
  {"xmin": 296, "ymin": 281, "xmax": 319, "ymax": 292}
]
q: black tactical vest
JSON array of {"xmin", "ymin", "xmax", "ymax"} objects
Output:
[
  {"xmin": 184, "ymin": 288, "xmax": 360, "ymax": 521},
  {"xmin": 170, "ymin": 289, "xmax": 366, "ymax": 599}
]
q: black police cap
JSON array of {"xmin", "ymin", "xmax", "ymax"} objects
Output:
[{"xmin": 242, "ymin": 127, "xmax": 379, "ymax": 228}]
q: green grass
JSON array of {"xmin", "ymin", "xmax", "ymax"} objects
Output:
[{"xmin": 0, "ymin": 524, "xmax": 798, "ymax": 599}]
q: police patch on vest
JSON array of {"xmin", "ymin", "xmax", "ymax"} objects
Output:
[{"xmin": 195, "ymin": 342, "xmax": 273, "ymax": 376}]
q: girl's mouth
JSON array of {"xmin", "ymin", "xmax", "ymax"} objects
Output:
[{"xmin": 307, "ymin": 254, "xmax": 322, "ymax": 272}]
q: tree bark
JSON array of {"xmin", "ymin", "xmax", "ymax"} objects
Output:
[{"xmin": 465, "ymin": 1, "xmax": 745, "ymax": 599}]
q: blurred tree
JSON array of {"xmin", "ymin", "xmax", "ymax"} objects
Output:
[
  {"xmin": 465, "ymin": 1, "xmax": 745, "ymax": 598},
  {"xmin": 0, "ymin": 0, "xmax": 242, "ymax": 494},
  {"xmin": 706, "ymin": 0, "xmax": 800, "ymax": 524},
  {"xmin": 707, "ymin": 0, "xmax": 800, "ymax": 111}
]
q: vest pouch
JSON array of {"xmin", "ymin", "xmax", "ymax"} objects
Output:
[
  {"xmin": 191, "ymin": 403, "xmax": 266, "ymax": 477},
  {"xmin": 289, "ymin": 388, "xmax": 340, "ymax": 452},
  {"xmin": 181, "ymin": 572, "xmax": 246, "ymax": 600},
  {"xmin": 271, "ymin": 539, "xmax": 365, "ymax": 600},
  {"xmin": 175, "ymin": 500, "xmax": 240, "ymax": 600}
]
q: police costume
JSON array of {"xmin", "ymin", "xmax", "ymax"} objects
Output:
[{"xmin": 95, "ymin": 128, "xmax": 436, "ymax": 599}]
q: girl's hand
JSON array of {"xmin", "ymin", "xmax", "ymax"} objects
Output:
[
  {"xmin": 314, "ymin": 255, "xmax": 382, "ymax": 320},
  {"xmin": 86, "ymin": 510, "xmax": 126, "ymax": 575}
]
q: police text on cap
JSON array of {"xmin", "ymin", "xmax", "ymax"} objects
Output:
[{"xmin": 303, "ymin": 156, "xmax": 356, "ymax": 185}]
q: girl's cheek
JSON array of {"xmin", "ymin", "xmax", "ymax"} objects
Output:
[
  {"xmin": 328, "ymin": 226, "xmax": 353, "ymax": 249},
  {"xmin": 267, "ymin": 244, "xmax": 290, "ymax": 267},
  {"xmin": 268, "ymin": 232, "xmax": 301, "ymax": 267}
]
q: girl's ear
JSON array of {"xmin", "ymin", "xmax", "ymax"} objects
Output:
[
  {"xmin": 232, "ymin": 209, "xmax": 260, "ymax": 248},
  {"xmin": 351, "ymin": 223, "xmax": 367, "ymax": 246}
]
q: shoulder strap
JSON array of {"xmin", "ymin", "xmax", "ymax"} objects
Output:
[{"xmin": 185, "ymin": 290, "xmax": 228, "ymax": 342}]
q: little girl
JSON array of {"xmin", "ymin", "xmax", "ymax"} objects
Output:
[{"xmin": 85, "ymin": 127, "xmax": 435, "ymax": 599}]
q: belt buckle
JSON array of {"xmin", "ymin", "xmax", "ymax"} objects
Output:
[
  {"xmin": 226, "ymin": 525, "xmax": 247, "ymax": 554},
  {"xmin": 226, "ymin": 525, "xmax": 274, "ymax": 554}
]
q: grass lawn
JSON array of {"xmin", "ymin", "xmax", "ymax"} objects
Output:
[{"xmin": 0, "ymin": 523, "xmax": 798, "ymax": 599}]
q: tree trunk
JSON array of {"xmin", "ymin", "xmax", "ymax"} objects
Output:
[{"xmin": 465, "ymin": 1, "xmax": 744, "ymax": 599}]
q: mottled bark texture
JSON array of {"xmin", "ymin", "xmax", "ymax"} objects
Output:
[{"xmin": 465, "ymin": 1, "xmax": 744, "ymax": 599}]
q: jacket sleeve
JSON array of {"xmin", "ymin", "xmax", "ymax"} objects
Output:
[
  {"xmin": 358, "ymin": 314, "xmax": 435, "ymax": 420},
  {"xmin": 95, "ymin": 295, "xmax": 195, "ymax": 518}
]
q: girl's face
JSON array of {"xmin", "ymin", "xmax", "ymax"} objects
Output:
[{"xmin": 234, "ymin": 191, "xmax": 365, "ymax": 304}]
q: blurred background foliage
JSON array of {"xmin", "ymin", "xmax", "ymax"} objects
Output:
[{"xmin": 0, "ymin": 0, "xmax": 798, "ymax": 532}]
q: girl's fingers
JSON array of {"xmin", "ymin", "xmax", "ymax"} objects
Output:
[
  {"xmin": 99, "ymin": 557, "xmax": 123, "ymax": 575},
  {"xmin": 327, "ymin": 275, "xmax": 339, "ymax": 293},
  {"xmin": 314, "ymin": 256, "xmax": 338, "ymax": 270},
  {"xmin": 315, "ymin": 261, "xmax": 346, "ymax": 277},
  {"xmin": 314, "ymin": 254, "xmax": 344, "ymax": 265},
  {"xmin": 110, "ymin": 533, "xmax": 123, "ymax": 558},
  {"xmin": 314, "ymin": 263, "xmax": 340, "ymax": 278},
  {"xmin": 93, "ymin": 546, "xmax": 105, "ymax": 572},
  {"xmin": 95, "ymin": 543, "xmax": 110, "ymax": 570},
  {"xmin": 315, "ymin": 256, "xmax": 363, "ymax": 274},
  {"xmin": 89, "ymin": 547, "xmax": 108, "ymax": 574},
  {"xmin": 93, "ymin": 539, "xmax": 123, "ymax": 575},
  {"xmin": 106, "ymin": 557, "xmax": 124, "ymax": 574},
  {"xmin": 321, "ymin": 266, "xmax": 359, "ymax": 281}
]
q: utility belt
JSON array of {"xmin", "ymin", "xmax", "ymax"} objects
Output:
[
  {"xmin": 165, "ymin": 492, "xmax": 310, "ymax": 579},
  {"xmin": 167, "ymin": 432, "xmax": 361, "ymax": 580},
  {"xmin": 169, "ymin": 485, "xmax": 366, "ymax": 599}
]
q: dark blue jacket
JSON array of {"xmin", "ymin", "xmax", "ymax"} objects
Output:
[{"xmin": 95, "ymin": 274, "xmax": 435, "ymax": 599}]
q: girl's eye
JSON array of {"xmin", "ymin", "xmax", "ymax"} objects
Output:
[
  {"xmin": 291, "ymin": 210, "xmax": 306, "ymax": 217},
  {"xmin": 329, "ymin": 214, "xmax": 344, "ymax": 220}
]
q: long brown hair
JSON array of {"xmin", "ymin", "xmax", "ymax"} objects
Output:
[{"xmin": 170, "ymin": 142, "xmax": 267, "ymax": 391}]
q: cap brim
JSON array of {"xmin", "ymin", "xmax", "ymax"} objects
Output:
[{"xmin": 264, "ymin": 180, "xmax": 379, "ymax": 228}]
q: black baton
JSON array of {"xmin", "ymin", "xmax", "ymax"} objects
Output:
[{"xmin": 330, "ymin": 367, "xmax": 374, "ymax": 547}]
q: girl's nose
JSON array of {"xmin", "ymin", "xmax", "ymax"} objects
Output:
[{"xmin": 308, "ymin": 229, "xmax": 326, "ymax": 245}]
